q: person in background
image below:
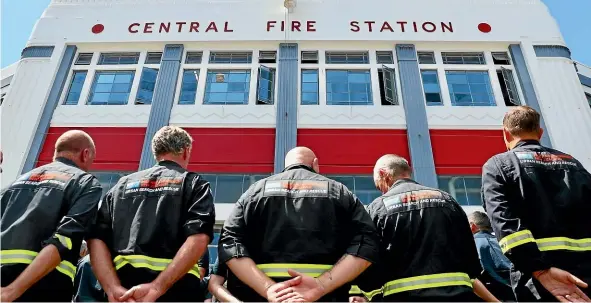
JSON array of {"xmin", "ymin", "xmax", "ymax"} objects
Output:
[
  {"xmin": 1, "ymin": 130, "xmax": 102, "ymax": 302},
  {"xmin": 72, "ymin": 254, "xmax": 106, "ymax": 302},
  {"xmin": 366, "ymin": 154, "xmax": 497, "ymax": 302},
  {"xmin": 219, "ymin": 146, "xmax": 380, "ymax": 302},
  {"xmin": 88, "ymin": 126, "xmax": 215, "ymax": 302},
  {"xmin": 468, "ymin": 211, "xmax": 515, "ymax": 302},
  {"xmin": 208, "ymin": 257, "xmax": 241, "ymax": 302},
  {"xmin": 482, "ymin": 106, "xmax": 591, "ymax": 302}
]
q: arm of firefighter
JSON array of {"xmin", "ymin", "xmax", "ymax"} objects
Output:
[
  {"xmin": 315, "ymin": 254, "xmax": 372, "ymax": 297},
  {"xmin": 473, "ymin": 278, "xmax": 500, "ymax": 302},
  {"xmin": 1, "ymin": 245, "xmax": 62, "ymax": 300},
  {"xmin": 198, "ymin": 249, "xmax": 210, "ymax": 279},
  {"xmin": 209, "ymin": 260, "xmax": 241, "ymax": 303},
  {"xmin": 344, "ymin": 191, "xmax": 380, "ymax": 265},
  {"xmin": 88, "ymin": 238, "xmax": 124, "ymax": 298},
  {"xmin": 43, "ymin": 174, "xmax": 103, "ymax": 261},
  {"xmin": 226, "ymin": 257, "xmax": 278, "ymax": 298},
  {"xmin": 150, "ymin": 233, "xmax": 210, "ymax": 293},
  {"xmin": 481, "ymin": 158, "xmax": 549, "ymax": 274}
]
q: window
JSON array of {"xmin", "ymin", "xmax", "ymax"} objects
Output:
[
  {"xmin": 201, "ymin": 174, "xmax": 269, "ymax": 203},
  {"xmin": 301, "ymin": 70, "xmax": 319, "ymax": 105},
  {"xmin": 492, "ymin": 52, "xmax": 511, "ymax": 65},
  {"xmin": 256, "ymin": 66, "xmax": 275, "ymax": 104},
  {"xmin": 93, "ymin": 172, "xmax": 127, "ymax": 197},
  {"xmin": 420, "ymin": 70, "xmax": 443, "ymax": 106},
  {"xmin": 376, "ymin": 51, "xmax": 394, "ymax": 64},
  {"xmin": 301, "ymin": 51, "xmax": 319, "ymax": 64},
  {"xmin": 378, "ymin": 66, "xmax": 398, "ymax": 105},
  {"xmin": 326, "ymin": 52, "xmax": 369, "ymax": 64},
  {"xmin": 98, "ymin": 52, "xmax": 140, "ymax": 65},
  {"xmin": 446, "ymin": 71, "xmax": 495, "ymax": 106},
  {"xmin": 497, "ymin": 68, "xmax": 521, "ymax": 106},
  {"xmin": 586, "ymin": 93, "xmax": 591, "ymax": 108},
  {"xmin": 88, "ymin": 71, "xmax": 134, "ymax": 105},
  {"xmin": 329, "ymin": 175, "xmax": 381, "ymax": 205},
  {"xmin": 442, "ymin": 52, "xmax": 486, "ymax": 65},
  {"xmin": 145, "ymin": 52, "xmax": 162, "ymax": 64},
  {"xmin": 178, "ymin": 70, "xmax": 199, "ymax": 105},
  {"xmin": 185, "ymin": 52, "xmax": 203, "ymax": 64},
  {"xmin": 437, "ymin": 176, "xmax": 481, "ymax": 206},
  {"xmin": 204, "ymin": 70, "xmax": 251, "ymax": 105},
  {"xmin": 135, "ymin": 68, "xmax": 158, "ymax": 104},
  {"xmin": 209, "ymin": 52, "xmax": 252, "ymax": 64},
  {"xmin": 418, "ymin": 52, "xmax": 436, "ymax": 64},
  {"xmin": 64, "ymin": 71, "xmax": 88, "ymax": 105},
  {"xmin": 326, "ymin": 70, "xmax": 373, "ymax": 105},
  {"xmin": 259, "ymin": 51, "xmax": 277, "ymax": 64},
  {"xmin": 75, "ymin": 53, "xmax": 93, "ymax": 65}
]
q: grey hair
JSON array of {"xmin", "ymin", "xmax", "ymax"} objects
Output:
[
  {"xmin": 151, "ymin": 126, "xmax": 193, "ymax": 157},
  {"xmin": 468, "ymin": 211, "xmax": 492, "ymax": 231},
  {"xmin": 375, "ymin": 154, "xmax": 412, "ymax": 178}
]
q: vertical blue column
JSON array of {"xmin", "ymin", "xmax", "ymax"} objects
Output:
[
  {"xmin": 396, "ymin": 44, "xmax": 438, "ymax": 188},
  {"xmin": 139, "ymin": 44, "xmax": 184, "ymax": 170},
  {"xmin": 22, "ymin": 45, "xmax": 75, "ymax": 173},
  {"xmin": 274, "ymin": 43, "xmax": 299, "ymax": 173},
  {"xmin": 509, "ymin": 44, "xmax": 552, "ymax": 147}
]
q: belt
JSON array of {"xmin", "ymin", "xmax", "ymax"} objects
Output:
[
  {"xmin": 0, "ymin": 250, "xmax": 76, "ymax": 281},
  {"xmin": 383, "ymin": 272, "xmax": 472, "ymax": 296},
  {"xmin": 499, "ymin": 230, "xmax": 591, "ymax": 253},
  {"xmin": 257, "ymin": 263, "xmax": 332, "ymax": 278},
  {"xmin": 350, "ymin": 285, "xmax": 383, "ymax": 300},
  {"xmin": 114, "ymin": 255, "xmax": 200, "ymax": 278}
]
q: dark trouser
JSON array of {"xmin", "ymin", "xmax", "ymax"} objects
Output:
[
  {"xmin": 1, "ymin": 265, "xmax": 72, "ymax": 302},
  {"xmin": 118, "ymin": 265, "xmax": 204, "ymax": 302}
]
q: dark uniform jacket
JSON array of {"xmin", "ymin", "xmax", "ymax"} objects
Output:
[
  {"xmin": 89, "ymin": 160, "xmax": 215, "ymax": 301},
  {"xmin": 1, "ymin": 158, "xmax": 102, "ymax": 301},
  {"xmin": 482, "ymin": 140, "xmax": 591, "ymax": 300},
  {"xmin": 218, "ymin": 164, "xmax": 380, "ymax": 302},
  {"xmin": 366, "ymin": 178, "xmax": 482, "ymax": 302}
]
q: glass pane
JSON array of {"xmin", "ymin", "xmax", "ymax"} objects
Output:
[
  {"xmin": 229, "ymin": 72, "xmax": 248, "ymax": 82},
  {"xmin": 467, "ymin": 72, "xmax": 487, "ymax": 83},
  {"xmin": 66, "ymin": 92, "xmax": 80, "ymax": 102},
  {"xmin": 423, "ymin": 83, "xmax": 440, "ymax": 93},
  {"xmin": 330, "ymin": 83, "xmax": 348, "ymax": 93},
  {"xmin": 350, "ymin": 83, "xmax": 369, "ymax": 93},
  {"xmin": 301, "ymin": 93, "xmax": 318, "ymax": 104},
  {"xmin": 426, "ymin": 93, "xmax": 442, "ymax": 104},
  {"xmin": 209, "ymin": 83, "xmax": 228, "ymax": 93},
  {"xmin": 446, "ymin": 73, "xmax": 466, "ymax": 84},
  {"xmin": 228, "ymin": 82, "xmax": 247, "ymax": 92},
  {"xmin": 94, "ymin": 83, "xmax": 113, "ymax": 93},
  {"xmin": 348, "ymin": 72, "xmax": 369, "ymax": 83},
  {"xmin": 470, "ymin": 84, "xmax": 489, "ymax": 93},
  {"xmin": 90, "ymin": 93, "xmax": 109, "ymax": 103},
  {"xmin": 326, "ymin": 71, "xmax": 347, "ymax": 82},
  {"xmin": 114, "ymin": 73, "xmax": 133, "ymax": 83},
  {"xmin": 97, "ymin": 73, "xmax": 115, "ymax": 83},
  {"xmin": 451, "ymin": 84, "xmax": 470, "ymax": 93},
  {"xmin": 226, "ymin": 93, "xmax": 245, "ymax": 102},
  {"xmin": 302, "ymin": 71, "xmax": 318, "ymax": 83},
  {"xmin": 215, "ymin": 175, "xmax": 245, "ymax": 203},
  {"xmin": 112, "ymin": 83, "xmax": 131, "ymax": 93},
  {"xmin": 350, "ymin": 93, "xmax": 369, "ymax": 102},
  {"xmin": 421, "ymin": 72, "xmax": 438, "ymax": 84},
  {"xmin": 331, "ymin": 93, "xmax": 349, "ymax": 102},
  {"xmin": 302, "ymin": 83, "xmax": 318, "ymax": 92},
  {"xmin": 110, "ymin": 93, "xmax": 129, "ymax": 103}
]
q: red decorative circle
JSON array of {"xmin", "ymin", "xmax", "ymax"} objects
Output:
[
  {"xmin": 92, "ymin": 24, "xmax": 104, "ymax": 34},
  {"xmin": 478, "ymin": 22, "xmax": 492, "ymax": 33}
]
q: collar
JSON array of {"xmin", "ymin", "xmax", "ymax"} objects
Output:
[
  {"xmin": 55, "ymin": 157, "xmax": 79, "ymax": 168},
  {"xmin": 157, "ymin": 160, "xmax": 183, "ymax": 168},
  {"xmin": 475, "ymin": 230, "xmax": 494, "ymax": 237},
  {"xmin": 514, "ymin": 139, "xmax": 541, "ymax": 149},
  {"xmin": 283, "ymin": 164, "xmax": 316, "ymax": 173},
  {"xmin": 389, "ymin": 178, "xmax": 418, "ymax": 190}
]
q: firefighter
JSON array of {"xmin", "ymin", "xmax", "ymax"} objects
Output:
[
  {"xmin": 88, "ymin": 126, "xmax": 215, "ymax": 302},
  {"xmin": 482, "ymin": 106, "xmax": 591, "ymax": 302},
  {"xmin": 366, "ymin": 154, "xmax": 498, "ymax": 302},
  {"xmin": 1, "ymin": 130, "xmax": 102, "ymax": 302},
  {"xmin": 218, "ymin": 146, "xmax": 380, "ymax": 302},
  {"xmin": 208, "ymin": 257, "xmax": 242, "ymax": 302}
]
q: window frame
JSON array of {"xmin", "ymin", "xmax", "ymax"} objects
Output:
[
  {"xmin": 134, "ymin": 67, "xmax": 159, "ymax": 105},
  {"xmin": 87, "ymin": 70, "xmax": 136, "ymax": 105},
  {"xmin": 63, "ymin": 70, "xmax": 88, "ymax": 105},
  {"xmin": 420, "ymin": 69, "xmax": 443, "ymax": 106},
  {"xmin": 437, "ymin": 175, "xmax": 482, "ymax": 206},
  {"xmin": 256, "ymin": 65, "xmax": 276, "ymax": 105},
  {"xmin": 325, "ymin": 69, "xmax": 374, "ymax": 106},
  {"xmin": 203, "ymin": 69, "xmax": 253, "ymax": 105},
  {"xmin": 445, "ymin": 70, "xmax": 496, "ymax": 107},
  {"xmin": 300, "ymin": 69, "xmax": 319, "ymax": 105}
]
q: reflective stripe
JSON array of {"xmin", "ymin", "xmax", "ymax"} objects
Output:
[
  {"xmin": 536, "ymin": 237, "xmax": 591, "ymax": 252},
  {"xmin": 383, "ymin": 273, "xmax": 472, "ymax": 296},
  {"xmin": 0, "ymin": 250, "xmax": 76, "ymax": 281},
  {"xmin": 499, "ymin": 230, "xmax": 535, "ymax": 253},
  {"xmin": 113, "ymin": 255, "xmax": 200, "ymax": 279},
  {"xmin": 257, "ymin": 263, "xmax": 332, "ymax": 278},
  {"xmin": 350, "ymin": 285, "xmax": 383, "ymax": 300},
  {"xmin": 54, "ymin": 234, "xmax": 72, "ymax": 250}
]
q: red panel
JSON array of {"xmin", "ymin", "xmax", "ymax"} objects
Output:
[
  {"xmin": 430, "ymin": 129, "xmax": 506, "ymax": 175},
  {"xmin": 37, "ymin": 127, "xmax": 145, "ymax": 171},
  {"xmin": 297, "ymin": 129, "xmax": 409, "ymax": 174},
  {"xmin": 185, "ymin": 128, "xmax": 275, "ymax": 174}
]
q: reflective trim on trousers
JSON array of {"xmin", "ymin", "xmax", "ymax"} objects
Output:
[
  {"xmin": 350, "ymin": 285, "xmax": 383, "ymax": 300},
  {"xmin": 113, "ymin": 255, "xmax": 200, "ymax": 278},
  {"xmin": 0, "ymin": 250, "xmax": 76, "ymax": 280},
  {"xmin": 383, "ymin": 272, "xmax": 472, "ymax": 296},
  {"xmin": 257, "ymin": 263, "xmax": 332, "ymax": 278}
]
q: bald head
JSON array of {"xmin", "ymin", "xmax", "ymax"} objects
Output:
[
  {"xmin": 373, "ymin": 154, "xmax": 412, "ymax": 193},
  {"xmin": 284, "ymin": 146, "xmax": 319, "ymax": 172},
  {"xmin": 54, "ymin": 130, "xmax": 96, "ymax": 171}
]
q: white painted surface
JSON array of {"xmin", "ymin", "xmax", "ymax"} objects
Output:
[
  {"xmin": 530, "ymin": 56, "xmax": 591, "ymax": 169},
  {"xmin": 35, "ymin": 0, "xmax": 562, "ymax": 44},
  {"xmin": 1, "ymin": 45, "xmax": 65, "ymax": 186}
]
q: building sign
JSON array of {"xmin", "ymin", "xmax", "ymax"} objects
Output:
[{"xmin": 127, "ymin": 20, "xmax": 456, "ymax": 34}]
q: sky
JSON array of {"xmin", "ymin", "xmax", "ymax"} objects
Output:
[{"xmin": 1, "ymin": 0, "xmax": 591, "ymax": 68}]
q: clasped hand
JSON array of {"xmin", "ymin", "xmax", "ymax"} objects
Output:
[{"xmin": 266, "ymin": 269, "xmax": 326, "ymax": 302}]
